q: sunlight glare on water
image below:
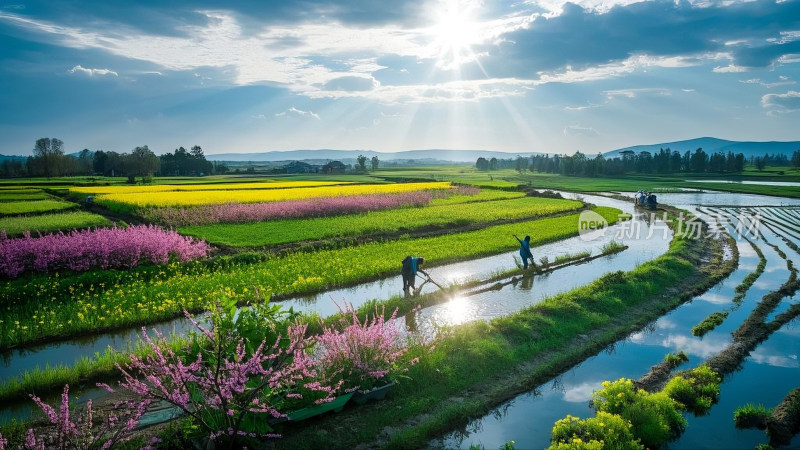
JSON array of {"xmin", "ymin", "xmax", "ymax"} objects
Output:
[{"xmin": 442, "ymin": 296, "xmax": 474, "ymax": 326}]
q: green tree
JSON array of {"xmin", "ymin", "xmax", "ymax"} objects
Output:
[
  {"xmin": 476, "ymin": 157, "xmax": 489, "ymax": 171},
  {"xmin": 32, "ymin": 137, "xmax": 66, "ymax": 178},
  {"xmin": 127, "ymin": 145, "xmax": 160, "ymax": 180},
  {"xmin": 792, "ymin": 150, "xmax": 800, "ymax": 168},
  {"xmin": 356, "ymin": 154, "xmax": 368, "ymax": 171},
  {"xmin": 371, "ymin": 155, "xmax": 379, "ymax": 170}
]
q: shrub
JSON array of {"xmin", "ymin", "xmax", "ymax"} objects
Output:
[
  {"xmin": 592, "ymin": 378, "xmax": 686, "ymax": 449},
  {"xmin": 549, "ymin": 412, "xmax": 643, "ymax": 450},
  {"xmin": 663, "ymin": 351, "xmax": 689, "ymax": 368},
  {"xmin": 662, "ymin": 365, "xmax": 722, "ymax": 415}
]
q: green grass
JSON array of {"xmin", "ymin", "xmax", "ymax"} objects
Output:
[
  {"xmin": 553, "ymin": 250, "xmax": 591, "ymax": 264},
  {"xmin": 0, "ymin": 207, "xmax": 620, "ymax": 350},
  {"xmin": 180, "ymin": 196, "xmax": 582, "ymax": 247},
  {"xmin": 602, "ymin": 240, "xmax": 627, "ymax": 254},
  {"xmin": 682, "ymin": 182, "xmax": 800, "ymax": 198},
  {"xmin": 0, "ymin": 192, "xmax": 51, "ymax": 202},
  {"xmin": 734, "ymin": 403, "xmax": 771, "ymax": 429},
  {"xmin": 691, "ymin": 311, "xmax": 729, "ymax": 337},
  {"xmin": 0, "ymin": 211, "xmax": 112, "ymax": 236},
  {"xmin": 0, "ymin": 200, "xmax": 78, "ymax": 216},
  {"xmin": 663, "ymin": 351, "xmax": 689, "ymax": 367}
]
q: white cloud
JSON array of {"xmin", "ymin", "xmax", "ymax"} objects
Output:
[
  {"xmin": 603, "ymin": 88, "xmax": 671, "ymax": 99},
  {"xmin": 713, "ymin": 64, "xmax": 747, "ymax": 73},
  {"xmin": 564, "ymin": 103, "xmax": 602, "ymax": 111},
  {"xmin": 563, "ymin": 124, "xmax": 599, "ymax": 137},
  {"xmin": 740, "ymin": 77, "xmax": 795, "ymax": 88},
  {"xmin": 275, "ymin": 107, "xmax": 320, "ymax": 119},
  {"xmin": 305, "ymin": 77, "xmax": 535, "ymax": 104},
  {"xmin": 68, "ymin": 64, "xmax": 118, "ymax": 77},
  {"xmin": 761, "ymin": 90, "xmax": 800, "ymax": 114}
]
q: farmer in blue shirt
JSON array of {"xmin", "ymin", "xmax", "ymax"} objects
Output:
[
  {"xmin": 401, "ymin": 256, "xmax": 428, "ymax": 293},
  {"xmin": 514, "ymin": 234, "xmax": 534, "ymax": 269}
]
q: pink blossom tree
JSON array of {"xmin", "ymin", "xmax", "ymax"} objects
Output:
[
  {"xmin": 110, "ymin": 303, "xmax": 333, "ymax": 449},
  {"xmin": 0, "ymin": 384, "xmax": 151, "ymax": 450},
  {"xmin": 298, "ymin": 303, "xmax": 416, "ymax": 394}
]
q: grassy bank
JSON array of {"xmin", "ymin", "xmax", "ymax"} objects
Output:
[{"xmin": 0, "ymin": 211, "xmax": 112, "ymax": 236}]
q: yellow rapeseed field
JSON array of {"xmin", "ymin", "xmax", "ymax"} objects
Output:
[
  {"xmin": 70, "ymin": 180, "xmax": 348, "ymax": 195},
  {"xmin": 96, "ymin": 182, "xmax": 452, "ymax": 209}
]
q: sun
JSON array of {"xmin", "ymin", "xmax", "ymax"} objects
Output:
[{"xmin": 429, "ymin": 0, "xmax": 480, "ymax": 70}]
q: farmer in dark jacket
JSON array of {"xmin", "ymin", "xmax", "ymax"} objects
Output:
[
  {"xmin": 401, "ymin": 256, "xmax": 428, "ymax": 292},
  {"xmin": 514, "ymin": 234, "xmax": 534, "ymax": 269}
]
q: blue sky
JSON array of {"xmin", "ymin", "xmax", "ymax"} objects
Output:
[{"xmin": 1, "ymin": 0, "xmax": 799, "ymax": 156}]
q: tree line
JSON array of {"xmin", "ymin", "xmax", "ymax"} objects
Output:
[
  {"xmin": 1, "ymin": 138, "xmax": 227, "ymax": 180},
  {"xmin": 476, "ymin": 147, "xmax": 800, "ymax": 175}
]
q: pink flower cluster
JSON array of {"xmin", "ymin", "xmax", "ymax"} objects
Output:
[
  {"xmin": 0, "ymin": 225, "xmax": 210, "ymax": 278},
  {"xmin": 298, "ymin": 303, "xmax": 411, "ymax": 392},
  {"xmin": 140, "ymin": 191, "xmax": 439, "ymax": 226},
  {"xmin": 114, "ymin": 311, "xmax": 329, "ymax": 446},
  {"xmin": 0, "ymin": 384, "xmax": 150, "ymax": 450}
]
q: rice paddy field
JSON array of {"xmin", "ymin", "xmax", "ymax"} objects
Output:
[{"xmin": 1, "ymin": 172, "xmax": 798, "ymax": 449}]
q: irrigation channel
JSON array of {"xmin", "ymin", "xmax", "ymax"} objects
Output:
[
  {"xmin": 0, "ymin": 193, "xmax": 667, "ymax": 425},
  {"xmin": 430, "ymin": 191, "xmax": 800, "ymax": 450}
]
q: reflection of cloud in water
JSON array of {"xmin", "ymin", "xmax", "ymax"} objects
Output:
[
  {"xmin": 738, "ymin": 263, "xmax": 757, "ymax": 271},
  {"xmin": 739, "ymin": 247, "xmax": 757, "ymax": 258},
  {"xmin": 696, "ymin": 292, "xmax": 731, "ymax": 305},
  {"xmin": 629, "ymin": 331, "xmax": 647, "ymax": 343},
  {"xmin": 764, "ymin": 266, "xmax": 787, "ymax": 275},
  {"xmin": 661, "ymin": 334, "xmax": 730, "ymax": 358},
  {"xmin": 777, "ymin": 326, "xmax": 800, "ymax": 337},
  {"xmin": 656, "ymin": 318, "xmax": 679, "ymax": 330},
  {"xmin": 754, "ymin": 280, "xmax": 777, "ymax": 290},
  {"xmin": 563, "ymin": 381, "xmax": 602, "ymax": 403},
  {"xmin": 749, "ymin": 349, "xmax": 799, "ymax": 368}
]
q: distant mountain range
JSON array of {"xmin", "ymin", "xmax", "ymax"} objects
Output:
[
  {"xmin": 602, "ymin": 137, "xmax": 800, "ymax": 159},
  {"xmin": 207, "ymin": 138, "xmax": 800, "ymax": 163}
]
